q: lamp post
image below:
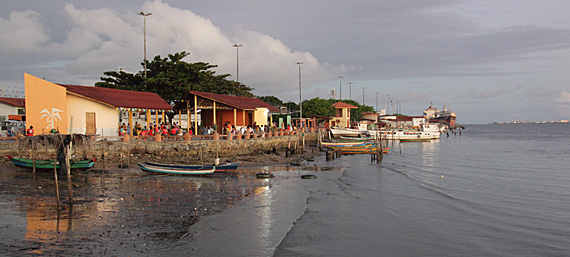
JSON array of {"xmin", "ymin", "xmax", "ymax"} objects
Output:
[
  {"xmin": 297, "ymin": 62, "xmax": 304, "ymax": 124},
  {"xmin": 338, "ymin": 76, "xmax": 344, "ymax": 99},
  {"xmin": 376, "ymin": 92, "xmax": 379, "ymax": 112},
  {"xmin": 348, "ymin": 82, "xmax": 353, "ymax": 100},
  {"xmin": 362, "ymin": 87, "xmax": 366, "ymax": 105},
  {"xmin": 138, "ymin": 12, "xmax": 152, "ymax": 79},
  {"xmin": 233, "ymin": 44, "xmax": 243, "ymax": 83}
]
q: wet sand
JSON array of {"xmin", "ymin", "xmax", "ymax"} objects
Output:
[{"xmin": 0, "ymin": 149, "xmax": 322, "ymax": 256}]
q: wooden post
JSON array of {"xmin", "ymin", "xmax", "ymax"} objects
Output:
[
  {"xmin": 53, "ymin": 157, "xmax": 60, "ymax": 208},
  {"xmin": 146, "ymin": 109, "xmax": 151, "ymax": 128},
  {"xmin": 128, "ymin": 109, "xmax": 133, "ymax": 135},
  {"xmin": 194, "ymin": 94, "xmax": 198, "ymax": 135}
]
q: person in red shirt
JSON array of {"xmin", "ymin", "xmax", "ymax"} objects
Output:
[{"xmin": 26, "ymin": 126, "xmax": 34, "ymax": 136}]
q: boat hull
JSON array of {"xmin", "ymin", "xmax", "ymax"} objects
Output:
[
  {"xmin": 138, "ymin": 163, "xmax": 215, "ymax": 175},
  {"xmin": 7, "ymin": 156, "xmax": 95, "ymax": 171},
  {"xmin": 144, "ymin": 162, "xmax": 239, "ymax": 172}
]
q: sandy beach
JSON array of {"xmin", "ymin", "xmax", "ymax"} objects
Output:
[{"xmin": 0, "ymin": 146, "xmax": 323, "ymax": 256}]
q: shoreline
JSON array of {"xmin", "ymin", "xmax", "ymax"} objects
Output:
[{"xmin": 0, "ymin": 145, "xmax": 324, "ymax": 256}]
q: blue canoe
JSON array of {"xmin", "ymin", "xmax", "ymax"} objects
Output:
[
  {"xmin": 138, "ymin": 163, "xmax": 215, "ymax": 175},
  {"xmin": 144, "ymin": 161, "xmax": 239, "ymax": 172}
]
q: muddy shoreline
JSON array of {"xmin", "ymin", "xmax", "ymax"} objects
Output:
[{"xmin": 0, "ymin": 146, "xmax": 322, "ymax": 256}]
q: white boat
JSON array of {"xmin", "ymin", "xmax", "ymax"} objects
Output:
[
  {"xmin": 330, "ymin": 127, "xmax": 367, "ymax": 138},
  {"xmin": 367, "ymin": 124, "xmax": 441, "ymax": 140}
]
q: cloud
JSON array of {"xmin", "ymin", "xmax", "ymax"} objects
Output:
[
  {"xmin": 0, "ymin": 0, "xmax": 335, "ymax": 96},
  {"xmin": 0, "ymin": 10, "xmax": 50, "ymax": 57}
]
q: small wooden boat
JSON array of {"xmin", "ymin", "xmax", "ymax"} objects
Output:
[
  {"xmin": 138, "ymin": 163, "xmax": 215, "ymax": 175},
  {"xmin": 144, "ymin": 161, "xmax": 239, "ymax": 172},
  {"xmin": 7, "ymin": 155, "xmax": 95, "ymax": 171},
  {"xmin": 339, "ymin": 147, "xmax": 390, "ymax": 154},
  {"xmin": 319, "ymin": 141, "xmax": 374, "ymax": 148}
]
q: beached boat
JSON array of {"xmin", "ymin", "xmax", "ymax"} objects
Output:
[
  {"xmin": 338, "ymin": 136, "xmax": 374, "ymax": 142},
  {"xmin": 6, "ymin": 155, "xmax": 95, "ymax": 171},
  {"xmin": 138, "ymin": 163, "xmax": 215, "ymax": 175},
  {"xmin": 144, "ymin": 161, "xmax": 239, "ymax": 172}
]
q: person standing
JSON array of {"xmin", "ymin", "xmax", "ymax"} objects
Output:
[{"xmin": 26, "ymin": 126, "xmax": 34, "ymax": 136}]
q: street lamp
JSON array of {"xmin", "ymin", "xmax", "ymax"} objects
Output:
[
  {"xmin": 338, "ymin": 76, "xmax": 344, "ymax": 99},
  {"xmin": 297, "ymin": 62, "xmax": 304, "ymax": 123},
  {"xmin": 362, "ymin": 87, "xmax": 366, "ymax": 105},
  {"xmin": 138, "ymin": 12, "xmax": 152, "ymax": 79},
  {"xmin": 233, "ymin": 44, "xmax": 243, "ymax": 82},
  {"xmin": 376, "ymin": 92, "xmax": 379, "ymax": 112},
  {"xmin": 348, "ymin": 82, "xmax": 353, "ymax": 100}
]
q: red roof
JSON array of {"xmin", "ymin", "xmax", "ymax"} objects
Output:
[
  {"xmin": 58, "ymin": 84, "xmax": 172, "ymax": 110},
  {"xmin": 0, "ymin": 97, "xmax": 25, "ymax": 107},
  {"xmin": 189, "ymin": 91, "xmax": 279, "ymax": 112},
  {"xmin": 332, "ymin": 102, "xmax": 358, "ymax": 109}
]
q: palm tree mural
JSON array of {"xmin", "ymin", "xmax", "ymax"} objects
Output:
[{"xmin": 40, "ymin": 107, "xmax": 64, "ymax": 130}]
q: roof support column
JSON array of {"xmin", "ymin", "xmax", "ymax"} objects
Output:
[
  {"xmin": 178, "ymin": 109, "xmax": 182, "ymax": 129},
  {"xmin": 194, "ymin": 94, "xmax": 198, "ymax": 135},
  {"xmin": 128, "ymin": 109, "xmax": 133, "ymax": 135},
  {"xmin": 186, "ymin": 100, "xmax": 190, "ymax": 134},
  {"xmin": 233, "ymin": 108, "xmax": 237, "ymax": 128},
  {"xmin": 146, "ymin": 109, "xmax": 151, "ymax": 128},
  {"xmin": 162, "ymin": 110, "xmax": 165, "ymax": 124},
  {"xmin": 213, "ymin": 101, "xmax": 217, "ymax": 125},
  {"xmin": 242, "ymin": 110, "xmax": 245, "ymax": 128}
]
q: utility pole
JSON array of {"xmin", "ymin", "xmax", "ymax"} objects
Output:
[
  {"xmin": 297, "ymin": 62, "xmax": 304, "ymax": 121},
  {"xmin": 376, "ymin": 92, "xmax": 378, "ymax": 112},
  {"xmin": 138, "ymin": 12, "xmax": 152, "ymax": 79},
  {"xmin": 348, "ymin": 82, "xmax": 353, "ymax": 100},
  {"xmin": 362, "ymin": 87, "xmax": 366, "ymax": 105},
  {"xmin": 339, "ymin": 76, "xmax": 344, "ymax": 99},
  {"xmin": 233, "ymin": 44, "xmax": 243, "ymax": 83}
]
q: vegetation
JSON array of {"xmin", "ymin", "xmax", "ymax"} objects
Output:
[
  {"xmin": 97, "ymin": 51, "xmax": 375, "ymax": 121},
  {"xmin": 95, "ymin": 51, "xmax": 254, "ymax": 102}
]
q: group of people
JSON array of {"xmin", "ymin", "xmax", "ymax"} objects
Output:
[
  {"xmin": 221, "ymin": 121, "xmax": 272, "ymax": 135},
  {"xmin": 118, "ymin": 121, "xmax": 184, "ymax": 137}
]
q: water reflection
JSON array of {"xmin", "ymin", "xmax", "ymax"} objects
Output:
[{"xmin": 0, "ymin": 167, "xmax": 269, "ymax": 255}]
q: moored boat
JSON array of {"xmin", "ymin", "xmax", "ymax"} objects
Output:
[
  {"xmin": 7, "ymin": 155, "xmax": 95, "ymax": 171},
  {"xmin": 144, "ymin": 161, "xmax": 239, "ymax": 172},
  {"xmin": 138, "ymin": 163, "xmax": 215, "ymax": 175}
]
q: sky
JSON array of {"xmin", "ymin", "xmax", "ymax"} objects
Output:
[{"xmin": 2, "ymin": 0, "xmax": 570, "ymax": 124}]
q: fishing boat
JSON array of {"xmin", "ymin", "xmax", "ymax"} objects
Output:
[
  {"xmin": 367, "ymin": 124, "xmax": 441, "ymax": 140},
  {"xmin": 144, "ymin": 161, "xmax": 239, "ymax": 172},
  {"xmin": 340, "ymin": 147, "xmax": 390, "ymax": 154},
  {"xmin": 329, "ymin": 127, "xmax": 367, "ymax": 138},
  {"xmin": 138, "ymin": 163, "xmax": 215, "ymax": 175},
  {"xmin": 6, "ymin": 155, "xmax": 95, "ymax": 171},
  {"xmin": 399, "ymin": 138, "xmax": 432, "ymax": 142},
  {"xmin": 319, "ymin": 141, "xmax": 374, "ymax": 148},
  {"xmin": 338, "ymin": 136, "xmax": 374, "ymax": 142}
]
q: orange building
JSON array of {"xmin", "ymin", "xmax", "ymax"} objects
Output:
[
  {"xmin": 175, "ymin": 91, "xmax": 279, "ymax": 134},
  {"xmin": 24, "ymin": 74, "xmax": 171, "ymax": 135},
  {"xmin": 329, "ymin": 102, "xmax": 358, "ymax": 128}
]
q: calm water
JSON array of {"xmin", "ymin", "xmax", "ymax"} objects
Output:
[{"xmin": 167, "ymin": 123, "xmax": 570, "ymax": 256}]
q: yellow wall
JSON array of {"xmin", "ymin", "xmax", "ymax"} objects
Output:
[
  {"xmin": 253, "ymin": 108, "xmax": 268, "ymax": 126},
  {"xmin": 67, "ymin": 94, "xmax": 119, "ymax": 136},
  {"xmin": 24, "ymin": 74, "xmax": 68, "ymax": 134}
]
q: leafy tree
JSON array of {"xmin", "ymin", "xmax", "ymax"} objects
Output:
[
  {"xmin": 258, "ymin": 96, "xmax": 284, "ymax": 106},
  {"xmin": 95, "ymin": 51, "xmax": 254, "ymax": 102},
  {"xmin": 302, "ymin": 98, "xmax": 335, "ymax": 118}
]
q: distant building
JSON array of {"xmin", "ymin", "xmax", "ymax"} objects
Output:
[{"xmin": 0, "ymin": 97, "xmax": 26, "ymax": 136}]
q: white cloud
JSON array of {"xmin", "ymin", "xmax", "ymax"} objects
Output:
[
  {"xmin": 0, "ymin": 10, "xmax": 50, "ymax": 57},
  {"xmin": 1, "ymin": 0, "xmax": 335, "ymax": 95}
]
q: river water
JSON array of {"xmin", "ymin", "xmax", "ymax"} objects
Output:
[{"xmin": 165, "ymin": 123, "xmax": 570, "ymax": 256}]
